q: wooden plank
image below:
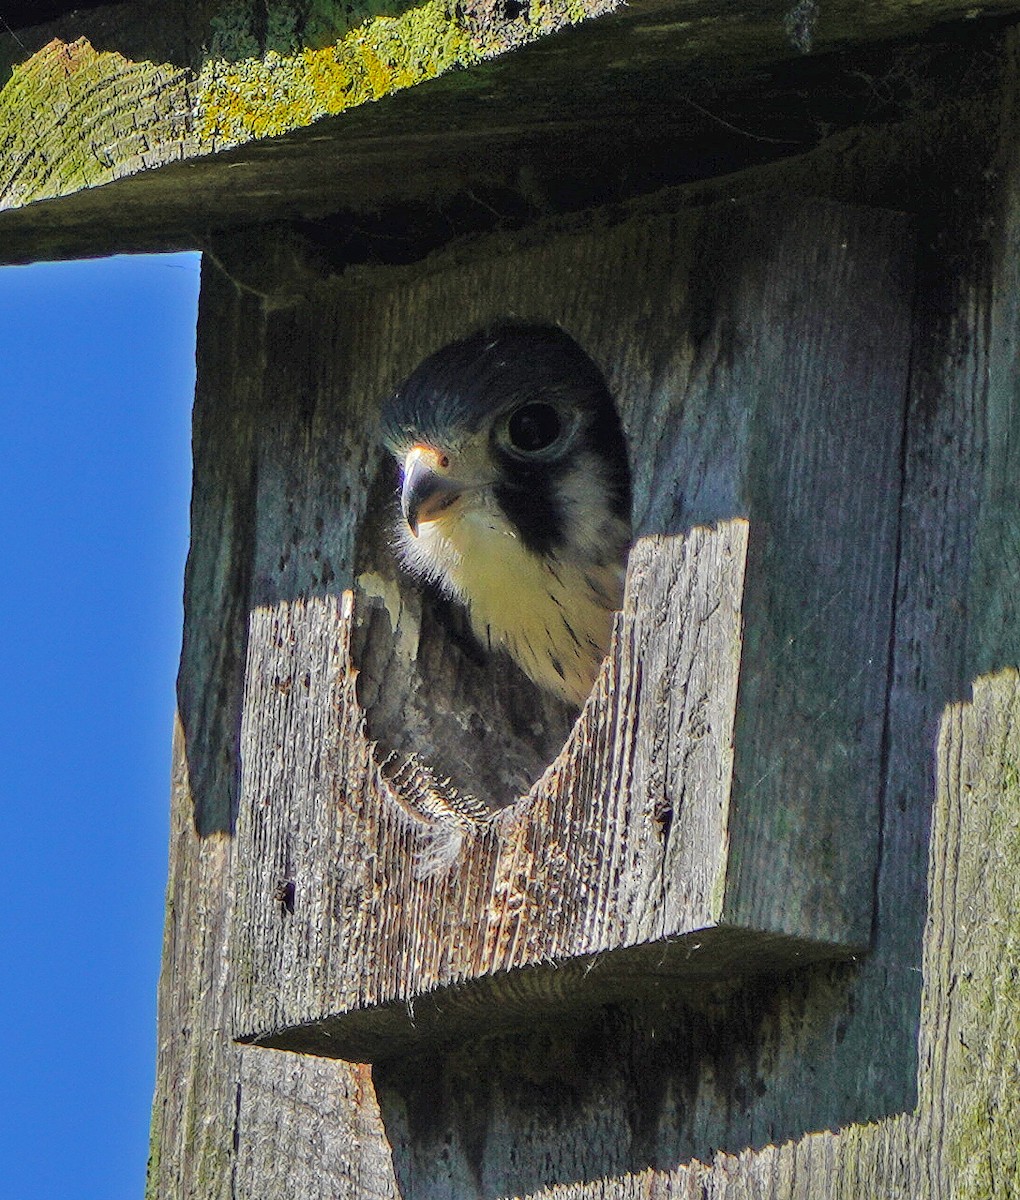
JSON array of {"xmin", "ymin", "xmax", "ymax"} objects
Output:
[
  {"xmin": 723, "ymin": 201, "xmax": 911, "ymax": 941},
  {"xmin": 147, "ymin": 259, "xmax": 396, "ymax": 1200},
  {"xmin": 148, "ymin": 261, "xmax": 263, "ymax": 1199},
  {"xmin": 0, "ymin": 4, "xmax": 1013, "ymax": 263},
  {"xmin": 227, "ymin": 197, "xmax": 911, "ymax": 1061}
]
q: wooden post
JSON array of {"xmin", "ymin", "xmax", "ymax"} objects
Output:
[{"xmin": 2, "ymin": 5, "xmax": 1019, "ymax": 1198}]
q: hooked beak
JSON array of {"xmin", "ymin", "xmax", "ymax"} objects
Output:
[{"xmin": 400, "ymin": 445, "xmax": 464, "ymax": 536}]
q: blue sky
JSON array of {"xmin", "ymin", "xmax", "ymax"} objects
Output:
[{"xmin": 0, "ymin": 253, "xmax": 201, "ymax": 1199}]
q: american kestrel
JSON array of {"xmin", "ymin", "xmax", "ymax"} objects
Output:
[{"xmin": 380, "ymin": 324, "xmax": 631, "ymax": 707}]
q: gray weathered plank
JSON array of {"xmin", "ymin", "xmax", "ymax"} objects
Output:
[
  {"xmin": 366, "ymin": 38, "xmax": 1020, "ymax": 1199},
  {"xmin": 0, "ymin": 3, "xmax": 1012, "ymax": 265},
  {"xmin": 147, "ymin": 260, "xmax": 396, "ymax": 1200}
]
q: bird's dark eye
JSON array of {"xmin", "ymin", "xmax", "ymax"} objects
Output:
[{"xmin": 506, "ymin": 403, "xmax": 562, "ymax": 454}]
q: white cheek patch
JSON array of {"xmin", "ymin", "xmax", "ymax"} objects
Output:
[
  {"xmin": 393, "ymin": 493, "xmax": 511, "ymax": 600},
  {"xmin": 556, "ymin": 450, "xmax": 624, "ymax": 564},
  {"xmin": 393, "ymin": 518, "xmax": 463, "ymax": 598}
]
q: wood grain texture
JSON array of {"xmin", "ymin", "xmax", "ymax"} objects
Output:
[
  {"xmin": 724, "ymin": 202, "xmax": 912, "ymax": 942},
  {"xmin": 147, "ymin": 260, "xmax": 396, "ymax": 1200},
  {"xmin": 0, "ymin": 0, "xmax": 614, "ymax": 203},
  {"xmin": 226, "ymin": 197, "xmax": 911, "ymax": 1062},
  {"xmin": 0, "ymin": 37, "xmax": 200, "ymax": 209}
]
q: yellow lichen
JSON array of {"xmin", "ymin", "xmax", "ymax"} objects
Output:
[
  {"xmin": 197, "ymin": 0, "xmax": 477, "ymax": 145},
  {"xmin": 0, "ymin": 0, "xmax": 611, "ymax": 206},
  {"xmin": 195, "ymin": 0, "xmax": 604, "ymax": 147},
  {"xmin": 0, "ymin": 38, "xmax": 199, "ymax": 208}
]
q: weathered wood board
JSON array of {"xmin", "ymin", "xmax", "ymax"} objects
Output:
[
  {"xmin": 0, "ymin": 3, "xmax": 1012, "ymax": 265},
  {"xmin": 152, "ymin": 267, "xmax": 399, "ymax": 1200},
  {"xmin": 225, "ymin": 197, "xmax": 913, "ymax": 1062}
]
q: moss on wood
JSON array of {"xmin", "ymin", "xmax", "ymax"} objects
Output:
[
  {"xmin": 0, "ymin": 0, "xmax": 616, "ymax": 205},
  {"xmin": 5, "ymin": 0, "xmax": 1020, "ymax": 222},
  {"xmin": 197, "ymin": 2, "xmax": 475, "ymax": 145},
  {"xmin": 0, "ymin": 37, "xmax": 201, "ymax": 208},
  {"xmin": 195, "ymin": 0, "xmax": 612, "ymax": 147},
  {"xmin": 945, "ymin": 673, "xmax": 1020, "ymax": 1199}
]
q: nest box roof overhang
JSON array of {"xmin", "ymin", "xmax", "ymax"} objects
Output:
[{"xmin": 2, "ymin": 0, "xmax": 1019, "ymax": 265}]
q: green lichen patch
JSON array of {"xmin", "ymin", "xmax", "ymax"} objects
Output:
[
  {"xmin": 0, "ymin": 0, "xmax": 617, "ymax": 212},
  {"xmin": 196, "ymin": 0, "xmax": 609, "ymax": 147},
  {"xmin": 0, "ymin": 38, "xmax": 200, "ymax": 209}
]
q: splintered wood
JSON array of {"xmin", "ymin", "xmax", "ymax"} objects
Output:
[{"xmin": 230, "ymin": 199, "xmax": 913, "ymax": 1061}]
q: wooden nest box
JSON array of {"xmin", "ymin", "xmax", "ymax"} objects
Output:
[
  {"xmin": 230, "ymin": 197, "xmax": 912, "ymax": 1062},
  {"xmin": 5, "ymin": 1, "xmax": 1019, "ymax": 1196}
]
